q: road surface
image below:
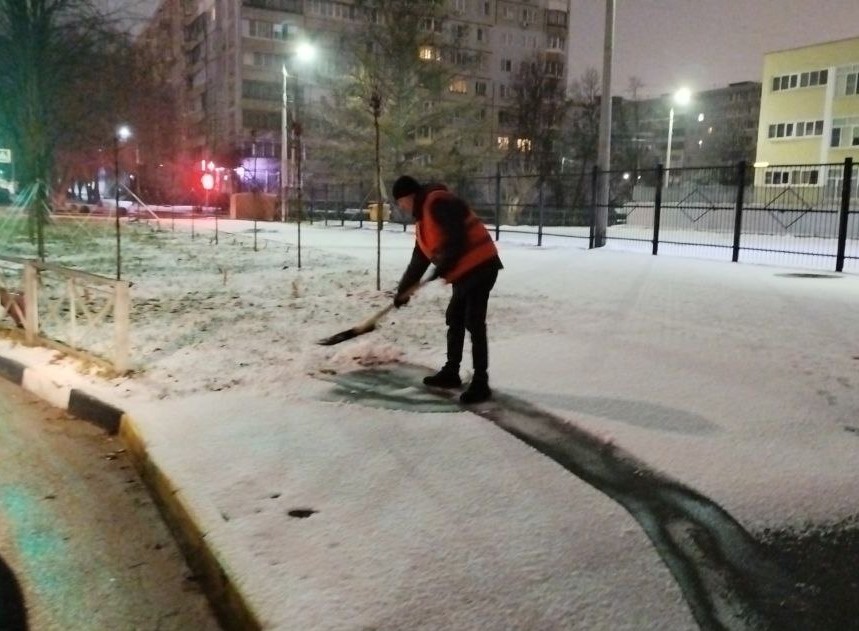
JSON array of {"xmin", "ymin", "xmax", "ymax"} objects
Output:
[{"xmin": 0, "ymin": 378, "xmax": 220, "ymax": 630}]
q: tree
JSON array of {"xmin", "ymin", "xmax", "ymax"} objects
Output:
[
  {"xmin": 563, "ymin": 68, "xmax": 602, "ymax": 172},
  {"xmin": 494, "ymin": 53, "xmax": 571, "ymax": 224},
  {"xmin": 309, "ymin": 0, "xmax": 489, "ymax": 198},
  {"xmin": 710, "ymin": 126, "xmax": 756, "ymax": 166},
  {"xmin": 546, "ymin": 68, "xmax": 602, "ymax": 218},
  {"xmin": 0, "ymin": 0, "xmax": 132, "ymax": 254}
]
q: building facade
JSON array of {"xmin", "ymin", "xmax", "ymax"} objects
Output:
[
  {"xmin": 137, "ymin": 0, "xmax": 571, "ymax": 199},
  {"xmin": 619, "ymin": 81, "xmax": 761, "ymax": 173},
  {"xmin": 755, "ymin": 36, "xmax": 859, "ymax": 191}
]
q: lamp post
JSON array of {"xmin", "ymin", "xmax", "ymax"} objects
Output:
[
  {"xmin": 281, "ymin": 63, "xmax": 289, "ymax": 223},
  {"xmin": 202, "ymin": 166, "xmax": 215, "ymax": 243},
  {"xmin": 593, "ymin": 0, "xmax": 615, "ymax": 248},
  {"xmin": 280, "ymin": 41, "xmax": 316, "ymax": 269},
  {"xmin": 114, "ymin": 125, "xmax": 131, "ymax": 280},
  {"xmin": 665, "ymin": 87, "xmax": 691, "ymax": 180}
]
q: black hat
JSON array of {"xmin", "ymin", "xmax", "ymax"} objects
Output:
[{"xmin": 392, "ymin": 175, "xmax": 421, "ymax": 200}]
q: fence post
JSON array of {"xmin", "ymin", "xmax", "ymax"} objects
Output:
[
  {"xmin": 588, "ymin": 165, "xmax": 598, "ymax": 249},
  {"xmin": 653, "ymin": 164, "xmax": 664, "ymax": 255},
  {"xmin": 537, "ymin": 179, "xmax": 544, "ymax": 247},
  {"xmin": 836, "ymin": 157, "xmax": 853, "ymax": 273},
  {"xmin": 494, "ymin": 164, "xmax": 501, "ymax": 241},
  {"xmin": 113, "ymin": 280, "xmax": 130, "ymax": 374},
  {"xmin": 359, "ymin": 180, "xmax": 365, "ymax": 229},
  {"xmin": 732, "ymin": 160, "xmax": 747, "ymax": 263},
  {"xmin": 22, "ymin": 262, "xmax": 38, "ymax": 345}
]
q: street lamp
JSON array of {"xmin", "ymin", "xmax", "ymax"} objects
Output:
[
  {"xmin": 114, "ymin": 125, "xmax": 131, "ymax": 280},
  {"xmin": 665, "ymin": 87, "xmax": 691, "ymax": 176},
  {"xmin": 280, "ymin": 40, "xmax": 316, "ymax": 268}
]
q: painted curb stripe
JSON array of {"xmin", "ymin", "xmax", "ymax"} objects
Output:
[
  {"xmin": 0, "ymin": 356, "xmax": 24, "ymax": 385},
  {"xmin": 119, "ymin": 418, "xmax": 262, "ymax": 631},
  {"xmin": 0, "ymin": 352, "xmax": 259, "ymax": 631},
  {"xmin": 67, "ymin": 389, "xmax": 124, "ymax": 434},
  {"xmin": 21, "ymin": 369, "xmax": 72, "ymax": 410}
]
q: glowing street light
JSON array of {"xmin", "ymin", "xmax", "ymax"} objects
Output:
[{"xmin": 665, "ymin": 87, "xmax": 691, "ymax": 176}]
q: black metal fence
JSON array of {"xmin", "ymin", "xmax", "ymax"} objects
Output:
[
  {"xmin": 609, "ymin": 160, "xmax": 857, "ymax": 273},
  {"xmin": 299, "ymin": 159, "xmax": 858, "ymax": 273}
]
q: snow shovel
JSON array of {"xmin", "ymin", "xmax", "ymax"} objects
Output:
[{"xmin": 316, "ymin": 280, "xmax": 429, "ymax": 346}]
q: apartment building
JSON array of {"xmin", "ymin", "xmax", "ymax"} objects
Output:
[
  {"xmin": 755, "ymin": 36, "xmax": 859, "ymax": 190},
  {"xmin": 620, "ymin": 81, "xmax": 761, "ymax": 171},
  {"xmin": 137, "ymin": 0, "xmax": 571, "ymax": 197}
]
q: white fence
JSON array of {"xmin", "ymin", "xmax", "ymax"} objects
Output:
[{"xmin": 0, "ymin": 256, "xmax": 131, "ymax": 373}]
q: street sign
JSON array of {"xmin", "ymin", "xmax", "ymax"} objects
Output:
[{"xmin": 0, "ymin": 149, "xmax": 11, "ymax": 164}]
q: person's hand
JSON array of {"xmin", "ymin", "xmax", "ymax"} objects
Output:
[{"xmin": 393, "ymin": 293, "xmax": 410, "ymax": 308}]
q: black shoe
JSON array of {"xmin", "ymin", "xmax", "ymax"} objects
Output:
[
  {"xmin": 423, "ymin": 368, "xmax": 462, "ymax": 389},
  {"xmin": 460, "ymin": 380, "xmax": 492, "ymax": 404}
]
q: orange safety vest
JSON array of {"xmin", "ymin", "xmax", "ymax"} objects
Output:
[{"xmin": 416, "ymin": 189, "xmax": 498, "ymax": 283}]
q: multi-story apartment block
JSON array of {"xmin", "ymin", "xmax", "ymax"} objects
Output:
[
  {"xmin": 619, "ymin": 81, "xmax": 761, "ymax": 172},
  {"xmin": 137, "ymin": 0, "xmax": 571, "ymax": 199},
  {"xmin": 755, "ymin": 36, "xmax": 859, "ymax": 191}
]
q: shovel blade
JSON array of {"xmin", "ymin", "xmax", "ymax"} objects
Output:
[{"xmin": 316, "ymin": 323, "xmax": 375, "ymax": 346}]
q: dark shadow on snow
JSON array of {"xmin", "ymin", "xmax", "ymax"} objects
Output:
[{"xmin": 320, "ymin": 364, "xmax": 852, "ymax": 631}]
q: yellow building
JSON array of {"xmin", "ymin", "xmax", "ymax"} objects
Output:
[{"xmin": 755, "ymin": 36, "xmax": 859, "ymax": 191}]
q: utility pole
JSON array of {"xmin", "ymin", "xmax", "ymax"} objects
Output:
[
  {"xmin": 594, "ymin": 0, "xmax": 615, "ymax": 248},
  {"xmin": 288, "ymin": 62, "xmax": 289, "ymax": 221}
]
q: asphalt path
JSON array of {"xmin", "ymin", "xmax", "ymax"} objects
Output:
[{"xmin": 0, "ymin": 378, "xmax": 221, "ymax": 630}]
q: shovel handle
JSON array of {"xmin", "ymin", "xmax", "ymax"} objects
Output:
[{"xmin": 363, "ymin": 278, "xmax": 427, "ymax": 328}]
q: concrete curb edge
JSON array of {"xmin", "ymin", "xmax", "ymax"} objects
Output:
[
  {"xmin": 119, "ymin": 417, "xmax": 263, "ymax": 631},
  {"xmin": 0, "ymin": 352, "xmax": 261, "ymax": 631}
]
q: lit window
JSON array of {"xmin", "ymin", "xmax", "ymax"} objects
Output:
[
  {"xmin": 497, "ymin": 136, "xmax": 510, "ymax": 150},
  {"xmin": 516, "ymin": 138, "xmax": 531, "ymax": 152},
  {"xmin": 419, "ymin": 46, "xmax": 439, "ymax": 61},
  {"xmin": 449, "ymin": 79, "xmax": 467, "ymax": 94}
]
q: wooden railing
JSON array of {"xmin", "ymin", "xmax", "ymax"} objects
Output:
[{"xmin": 0, "ymin": 256, "xmax": 131, "ymax": 374}]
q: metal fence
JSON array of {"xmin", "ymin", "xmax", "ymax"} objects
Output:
[
  {"xmin": 602, "ymin": 160, "xmax": 857, "ymax": 272},
  {"xmin": 340, "ymin": 159, "xmax": 855, "ymax": 273}
]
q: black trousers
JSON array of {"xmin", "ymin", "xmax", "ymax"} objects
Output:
[{"xmin": 444, "ymin": 265, "xmax": 499, "ymax": 380}]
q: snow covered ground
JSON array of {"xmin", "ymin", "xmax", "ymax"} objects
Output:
[{"xmin": 1, "ymin": 217, "xmax": 858, "ymax": 629}]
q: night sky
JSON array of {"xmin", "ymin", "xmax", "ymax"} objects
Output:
[{"xmin": 568, "ymin": 0, "xmax": 859, "ymax": 97}]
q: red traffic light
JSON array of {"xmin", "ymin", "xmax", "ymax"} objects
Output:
[{"xmin": 201, "ymin": 173, "xmax": 215, "ymax": 191}]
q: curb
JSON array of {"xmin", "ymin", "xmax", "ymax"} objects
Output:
[{"xmin": 0, "ymin": 353, "xmax": 261, "ymax": 631}]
